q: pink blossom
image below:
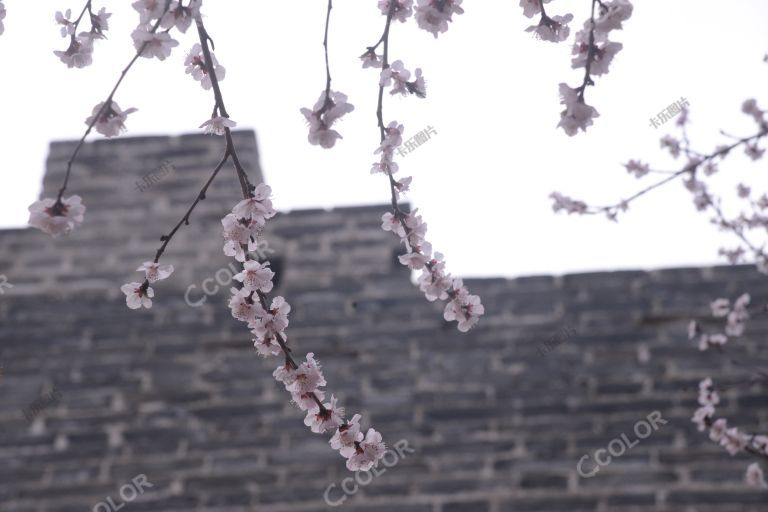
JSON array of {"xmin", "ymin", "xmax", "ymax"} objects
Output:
[
  {"xmin": 571, "ymin": 30, "xmax": 623, "ymax": 76},
  {"xmin": 550, "ymin": 191, "xmax": 588, "ymax": 214},
  {"xmin": 557, "ymin": 83, "xmax": 599, "ymax": 136},
  {"xmin": 160, "ymin": 0, "xmax": 200, "ymax": 33},
  {"xmin": 709, "ymin": 418, "xmax": 728, "ymax": 443},
  {"xmin": 232, "ymin": 184, "xmax": 276, "ymax": 225},
  {"xmin": 625, "ymin": 159, "xmax": 650, "ymax": 178},
  {"xmin": 443, "ymin": 278, "xmax": 485, "ymax": 332},
  {"xmin": 55, "ymin": 9, "xmax": 74, "ymax": 38},
  {"xmin": 132, "ymin": 0, "xmax": 166, "ymax": 24},
  {"xmin": 221, "ymin": 213, "xmax": 261, "ymax": 262},
  {"xmin": 285, "ymin": 352, "xmax": 326, "ymax": 395},
  {"xmin": 250, "ymin": 296, "xmax": 291, "ymax": 338},
  {"xmin": 234, "ymin": 260, "xmax": 275, "ymax": 293},
  {"xmin": 415, "ymin": 0, "xmax": 464, "ymax": 38},
  {"xmin": 132, "ymin": 25, "xmax": 179, "ymax": 60},
  {"xmin": 346, "ymin": 428, "xmax": 386, "ymax": 471},
  {"xmin": 379, "ymin": 0, "xmax": 413, "ymax": 22},
  {"xmin": 85, "ymin": 101, "xmax": 138, "ymax": 138},
  {"xmin": 28, "ymin": 195, "xmax": 86, "ymax": 237},
  {"xmin": 136, "ymin": 261, "xmax": 174, "ymax": 283},
  {"xmin": 660, "ymin": 135, "xmax": 681, "ymax": 158},
  {"xmin": 253, "ymin": 332, "xmax": 282, "ymax": 358},
  {"xmin": 720, "ymin": 427, "xmax": 748, "ymax": 455},
  {"xmin": 526, "ymin": 13, "xmax": 573, "ymax": 43},
  {"xmin": 593, "ymin": 0, "xmax": 633, "ymax": 33},
  {"xmin": 519, "ymin": 0, "xmax": 551, "ymax": 19},
  {"xmin": 228, "ymin": 287, "xmax": 262, "ymax": 324},
  {"xmin": 746, "ymin": 463, "xmax": 767, "ymax": 489},
  {"xmin": 691, "ymin": 405, "xmax": 713, "ymax": 432},
  {"xmin": 300, "ymin": 90, "xmax": 354, "ymax": 149},
  {"xmin": 200, "ymin": 116, "xmax": 236, "ymax": 136},
  {"xmin": 120, "ymin": 282, "xmax": 154, "ymax": 309},
  {"xmin": 185, "ymin": 43, "xmax": 225, "ymax": 90},
  {"xmin": 360, "ymin": 49, "xmax": 383, "ymax": 69},
  {"xmin": 292, "ymin": 388, "xmax": 324, "ymax": 411},
  {"xmin": 304, "ymin": 395, "xmax": 345, "ymax": 433},
  {"xmin": 54, "ymin": 33, "xmax": 94, "ymax": 68},
  {"xmin": 330, "ymin": 414, "xmax": 364, "ymax": 457},
  {"xmin": 417, "ymin": 254, "xmax": 452, "ymax": 301}
]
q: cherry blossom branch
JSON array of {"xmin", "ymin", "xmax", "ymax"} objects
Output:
[
  {"xmin": 56, "ymin": 1, "xmax": 173, "ymax": 205},
  {"xmin": 366, "ymin": 1, "xmax": 484, "ymax": 332}
]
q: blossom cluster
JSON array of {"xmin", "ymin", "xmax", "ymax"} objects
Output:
[
  {"xmin": 300, "ymin": 91, "xmax": 355, "ymax": 149},
  {"xmin": 130, "ymin": 0, "xmax": 197, "ymax": 61},
  {"xmin": 520, "ymin": 0, "xmax": 633, "ymax": 134},
  {"xmin": 691, "ymin": 377, "xmax": 768, "ymax": 489},
  {"xmin": 220, "ymin": 185, "xmax": 386, "ymax": 471},
  {"xmin": 375, "ymin": 122, "xmax": 484, "ymax": 332},
  {"xmin": 556, "ymin": 0, "xmax": 633, "ymax": 135},
  {"xmin": 379, "ymin": 60, "xmax": 426, "ymax": 98},
  {"xmin": 53, "ymin": 6, "xmax": 111, "ymax": 68},
  {"xmin": 688, "ymin": 294, "xmax": 751, "ymax": 351},
  {"xmin": 120, "ymin": 262, "xmax": 175, "ymax": 309}
]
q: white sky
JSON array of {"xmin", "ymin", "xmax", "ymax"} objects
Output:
[{"xmin": 1, "ymin": 1, "xmax": 767, "ymax": 278}]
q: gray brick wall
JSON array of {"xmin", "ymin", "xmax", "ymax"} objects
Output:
[{"xmin": 0, "ymin": 133, "xmax": 766, "ymax": 511}]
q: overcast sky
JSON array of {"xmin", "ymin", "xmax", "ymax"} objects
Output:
[{"xmin": 1, "ymin": 1, "xmax": 767, "ymax": 278}]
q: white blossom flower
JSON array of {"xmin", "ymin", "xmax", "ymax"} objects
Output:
[
  {"xmin": 28, "ymin": 195, "xmax": 86, "ymax": 237},
  {"xmin": 660, "ymin": 135, "xmax": 681, "ymax": 158},
  {"xmin": 91, "ymin": 7, "xmax": 111, "ymax": 37},
  {"xmin": 185, "ymin": 43, "xmax": 226, "ymax": 90},
  {"xmin": 346, "ymin": 428, "xmax": 386, "ymax": 471},
  {"xmin": 380, "ymin": 60, "xmax": 412, "ymax": 96},
  {"xmin": 251, "ymin": 296, "xmax": 291, "ymax": 338},
  {"xmin": 557, "ymin": 83, "xmax": 599, "ymax": 136},
  {"xmin": 85, "ymin": 101, "xmax": 138, "ymax": 138},
  {"xmin": 200, "ymin": 116, "xmax": 236, "ymax": 136},
  {"xmin": 121, "ymin": 282, "xmax": 154, "ymax": 309},
  {"xmin": 550, "ymin": 191, "xmax": 588, "ymax": 214},
  {"xmin": 132, "ymin": 25, "xmax": 178, "ymax": 60},
  {"xmin": 221, "ymin": 213, "xmax": 261, "ymax": 262},
  {"xmin": 417, "ymin": 254, "xmax": 452, "ymax": 301},
  {"xmin": 253, "ymin": 332, "xmax": 282, "ymax": 358},
  {"xmin": 330, "ymin": 414, "xmax": 364, "ymax": 457},
  {"xmin": 136, "ymin": 261, "xmax": 174, "ymax": 283},
  {"xmin": 415, "ymin": 0, "xmax": 464, "ymax": 38}
]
